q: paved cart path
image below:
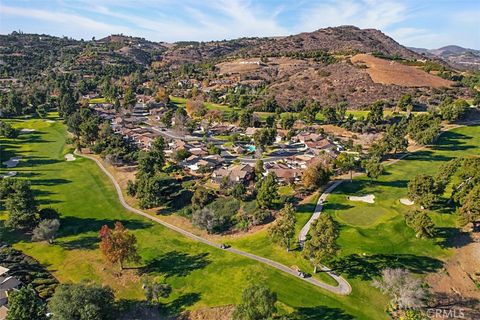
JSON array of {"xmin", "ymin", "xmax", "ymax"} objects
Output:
[{"xmin": 75, "ymin": 151, "xmax": 352, "ymax": 295}]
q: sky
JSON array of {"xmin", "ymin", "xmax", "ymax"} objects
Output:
[{"xmin": 0, "ymin": 0, "xmax": 479, "ymax": 49}]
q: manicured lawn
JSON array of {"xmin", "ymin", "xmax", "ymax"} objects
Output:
[
  {"xmin": 323, "ymin": 125, "xmax": 480, "ymax": 276},
  {"xmin": 89, "ymin": 97, "xmax": 108, "ymax": 104},
  {"xmin": 227, "ymin": 124, "xmax": 479, "ymax": 318},
  {"xmin": 0, "ymin": 115, "xmax": 388, "ymax": 319},
  {"xmin": 170, "ymin": 96, "xmax": 236, "ymax": 113}
]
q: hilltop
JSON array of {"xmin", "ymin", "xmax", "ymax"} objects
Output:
[
  {"xmin": 410, "ymin": 45, "xmax": 480, "ymax": 70},
  {"xmin": 0, "ymin": 26, "xmax": 476, "ymax": 108}
]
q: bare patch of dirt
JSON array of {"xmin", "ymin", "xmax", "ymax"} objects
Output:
[
  {"xmin": 180, "ymin": 305, "xmax": 234, "ymax": 320},
  {"xmin": 426, "ymin": 230, "xmax": 480, "ymax": 318},
  {"xmin": 350, "ymin": 54, "xmax": 453, "ymax": 88},
  {"xmin": 319, "ymin": 124, "xmax": 381, "ymax": 150}
]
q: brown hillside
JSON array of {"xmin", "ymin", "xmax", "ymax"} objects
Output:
[{"xmin": 350, "ymin": 54, "xmax": 453, "ymax": 88}]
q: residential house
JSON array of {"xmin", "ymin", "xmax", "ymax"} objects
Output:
[
  {"xmin": 244, "ymin": 127, "xmax": 259, "ymax": 137},
  {"xmin": 265, "ymin": 163, "xmax": 302, "ymax": 184},
  {"xmin": 182, "ymin": 155, "xmax": 225, "ymax": 172},
  {"xmin": 212, "ymin": 164, "xmax": 254, "ymax": 184},
  {"xmin": 0, "ymin": 266, "xmax": 22, "ymax": 320}
]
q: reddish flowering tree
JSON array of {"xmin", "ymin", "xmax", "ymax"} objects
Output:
[{"xmin": 99, "ymin": 222, "xmax": 140, "ymax": 270}]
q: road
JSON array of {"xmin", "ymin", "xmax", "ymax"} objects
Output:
[{"xmin": 75, "ymin": 151, "xmax": 352, "ymax": 295}]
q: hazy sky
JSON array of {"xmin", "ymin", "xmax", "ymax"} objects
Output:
[{"xmin": 1, "ymin": 0, "xmax": 479, "ymax": 49}]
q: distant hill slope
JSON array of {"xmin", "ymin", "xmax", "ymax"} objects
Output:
[
  {"xmin": 161, "ymin": 25, "xmax": 422, "ymax": 66},
  {"xmin": 0, "ymin": 27, "xmax": 473, "ymax": 109},
  {"xmin": 410, "ymin": 45, "xmax": 480, "ymax": 70}
]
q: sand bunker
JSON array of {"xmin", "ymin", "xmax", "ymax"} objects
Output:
[
  {"xmin": 400, "ymin": 198, "xmax": 414, "ymax": 206},
  {"xmin": 347, "ymin": 194, "xmax": 375, "ymax": 204},
  {"xmin": 45, "ymin": 120, "xmax": 55, "ymax": 123},
  {"xmin": 0, "ymin": 171, "xmax": 17, "ymax": 178},
  {"xmin": 20, "ymin": 128, "xmax": 35, "ymax": 132},
  {"xmin": 64, "ymin": 153, "xmax": 76, "ymax": 161},
  {"xmin": 3, "ymin": 157, "xmax": 21, "ymax": 168}
]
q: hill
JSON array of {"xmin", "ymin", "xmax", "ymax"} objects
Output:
[
  {"xmin": 0, "ymin": 27, "xmax": 474, "ymax": 109},
  {"xmin": 410, "ymin": 45, "xmax": 480, "ymax": 70}
]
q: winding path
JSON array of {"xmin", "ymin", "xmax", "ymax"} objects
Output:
[
  {"xmin": 298, "ymin": 120, "xmax": 480, "ymax": 253},
  {"xmin": 75, "ymin": 151, "xmax": 352, "ymax": 295}
]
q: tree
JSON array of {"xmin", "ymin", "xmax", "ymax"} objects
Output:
[
  {"xmin": 255, "ymin": 159, "xmax": 264, "ymax": 181},
  {"xmin": 366, "ymin": 100, "xmax": 385, "ymax": 125},
  {"xmin": 191, "ymin": 187, "xmax": 214, "ymax": 210},
  {"xmin": 459, "ymin": 185, "xmax": 480, "ymax": 229},
  {"xmin": 142, "ymin": 277, "xmax": 172, "ymax": 304},
  {"xmin": 239, "ymin": 110, "xmax": 254, "ymax": 128},
  {"xmin": 32, "ymin": 219, "xmax": 60, "ymax": 243},
  {"xmin": 4, "ymin": 179, "xmax": 38, "ymax": 231},
  {"xmin": 363, "ymin": 157, "xmax": 384, "ymax": 179},
  {"xmin": 49, "ymin": 283, "xmax": 115, "ymax": 320},
  {"xmin": 192, "ymin": 207, "xmax": 229, "ymax": 234},
  {"xmin": 135, "ymin": 173, "xmax": 178, "ymax": 209},
  {"xmin": 253, "ymin": 128, "xmax": 276, "ymax": 150},
  {"xmin": 0, "ymin": 121, "xmax": 19, "ymax": 139},
  {"xmin": 155, "ymin": 87, "xmax": 170, "ymax": 104},
  {"xmin": 372, "ymin": 268, "xmax": 426, "ymax": 310},
  {"xmin": 405, "ymin": 210, "xmax": 435, "ymax": 238},
  {"xmin": 299, "ymin": 101, "xmax": 320, "ymax": 123},
  {"xmin": 407, "ymin": 174, "xmax": 441, "ymax": 209},
  {"xmin": 268, "ymin": 204, "xmax": 296, "ymax": 251},
  {"xmin": 256, "ymin": 173, "xmax": 279, "ymax": 209},
  {"xmin": 233, "ymin": 283, "xmax": 277, "ymax": 320},
  {"xmin": 335, "ymin": 153, "xmax": 356, "ymax": 181},
  {"xmin": 231, "ymin": 183, "xmax": 247, "ymax": 200},
  {"xmin": 281, "ymin": 114, "xmax": 295, "ymax": 129},
  {"xmin": 123, "ymin": 87, "xmax": 136, "ymax": 108},
  {"xmin": 320, "ymin": 106, "xmax": 337, "ymax": 124},
  {"xmin": 303, "ymin": 214, "xmax": 338, "ymax": 273},
  {"xmin": 396, "ymin": 93, "xmax": 413, "ymax": 111},
  {"xmin": 383, "ymin": 123, "xmax": 408, "ymax": 154},
  {"xmin": 6, "ymin": 284, "xmax": 47, "ymax": 320},
  {"xmin": 265, "ymin": 115, "xmax": 275, "ymax": 128},
  {"xmin": 302, "ymin": 160, "xmax": 332, "ymax": 190},
  {"xmin": 439, "ymin": 98, "xmax": 469, "ymax": 122},
  {"xmin": 99, "ymin": 222, "xmax": 140, "ymax": 269},
  {"xmin": 186, "ymin": 99, "xmax": 206, "ymax": 117},
  {"xmin": 407, "ymin": 114, "xmax": 441, "ymax": 145},
  {"xmin": 137, "ymin": 137, "xmax": 165, "ymax": 177}
]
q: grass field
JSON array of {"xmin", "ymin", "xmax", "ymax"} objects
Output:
[
  {"xmin": 170, "ymin": 96, "xmax": 237, "ymax": 114},
  {"xmin": 88, "ymin": 97, "xmax": 108, "ymax": 104},
  {"xmin": 322, "ymin": 124, "xmax": 480, "ymax": 276},
  {"xmin": 0, "ymin": 114, "xmax": 389, "ymax": 319}
]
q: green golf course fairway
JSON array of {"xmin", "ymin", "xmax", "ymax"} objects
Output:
[
  {"xmin": 0, "ymin": 115, "xmax": 387, "ymax": 319},
  {"xmin": 322, "ymin": 124, "xmax": 480, "ymax": 275}
]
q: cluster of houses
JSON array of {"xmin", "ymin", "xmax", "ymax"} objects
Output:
[
  {"xmin": 90, "ymin": 99, "xmax": 344, "ymax": 188},
  {"xmin": 0, "ymin": 266, "xmax": 21, "ymax": 320}
]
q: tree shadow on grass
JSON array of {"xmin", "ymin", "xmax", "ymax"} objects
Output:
[
  {"xmin": 58, "ymin": 216, "xmax": 152, "ymax": 238},
  {"xmin": 25, "ymin": 156, "xmax": 62, "ymax": 166},
  {"xmin": 406, "ymin": 150, "xmax": 454, "ymax": 163},
  {"xmin": 57, "ymin": 235, "xmax": 99, "ymax": 250},
  {"xmin": 141, "ymin": 251, "xmax": 210, "ymax": 278},
  {"xmin": 165, "ymin": 292, "xmax": 201, "ymax": 315},
  {"xmin": 32, "ymin": 178, "xmax": 72, "ymax": 186},
  {"xmin": 297, "ymin": 202, "xmax": 316, "ymax": 213},
  {"xmin": 160, "ymin": 189, "xmax": 193, "ymax": 215},
  {"xmin": 330, "ymin": 253, "xmax": 443, "ymax": 281},
  {"xmin": 322, "ymin": 202, "xmax": 354, "ymax": 211},
  {"xmin": 436, "ymin": 227, "xmax": 472, "ymax": 249},
  {"xmin": 285, "ymin": 306, "xmax": 355, "ymax": 320},
  {"xmin": 432, "ymin": 131, "xmax": 475, "ymax": 152}
]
